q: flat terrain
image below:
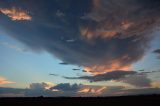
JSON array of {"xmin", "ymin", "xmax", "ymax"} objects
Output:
[{"xmin": 0, "ymin": 95, "xmax": 160, "ymax": 106}]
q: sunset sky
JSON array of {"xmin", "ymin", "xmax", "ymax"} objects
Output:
[{"xmin": 0, "ymin": 0, "xmax": 160, "ymax": 97}]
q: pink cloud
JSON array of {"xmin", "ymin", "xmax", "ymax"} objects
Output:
[{"xmin": 0, "ymin": 7, "xmax": 32, "ymax": 21}]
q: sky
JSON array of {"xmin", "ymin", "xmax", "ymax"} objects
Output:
[{"xmin": 0, "ymin": 0, "xmax": 160, "ymax": 97}]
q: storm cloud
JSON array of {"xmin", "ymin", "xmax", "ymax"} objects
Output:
[{"xmin": 0, "ymin": 0, "xmax": 160, "ymax": 74}]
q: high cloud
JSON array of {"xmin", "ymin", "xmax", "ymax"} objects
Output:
[
  {"xmin": 0, "ymin": 7, "xmax": 31, "ymax": 21},
  {"xmin": 0, "ymin": 0, "xmax": 160, "ymax": 74},
  {"xmin": 0, "ymin": 77, "xmax": 15, "ymax": 85}
]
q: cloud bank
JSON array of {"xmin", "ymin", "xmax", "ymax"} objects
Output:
[{"xmin": 1, "ymin": 81, "xmax": 160, "ymax": 97}]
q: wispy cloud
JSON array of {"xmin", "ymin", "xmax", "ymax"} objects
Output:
[
  {"xmin": 0, "ymin": 41, "xmax": 28, "ymax": 52},
  {"xmin": 0, "ymin": 7, "xmax": 32, "ymax": 21},
  {"xmin": 0, "ymin": 77, "xmax": 15, "ymax": 85}
]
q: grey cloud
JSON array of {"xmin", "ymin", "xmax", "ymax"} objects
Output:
[
  {"xmin": 101, "ymin": 87, "xmax": 160, "ymax": 96},
  {"xmin": 1, "ymin": 82, "xmax": 160, "ymax": 97},
  {"xmin": 0, "ymin": 87, "xmax": 25, "ymax": 94},
  {"xmin": 122, "ymin": 75, "xmax": 151, "ymax": 87},
  {"xmin": 29, "ymin": 82, "xmax": 49, "ymax": 90},
  {"xmin": 64, "ymin": 70, "xmax": 137, "ymax": 82},
  {"xmin": 153, "ymin": 49, "xmax": 160, "ymax": 59},
  {"xmin": 153, "ymin": 49, "xmax": 160, "ymax": 54},
  {"xmin": 0, "ymin": 87, "xmax": 25, "ymax": 97},
  {"xmin": 120, "ymin": 88, "xmax": 160, "ymax": 96},
  {"xmin": 50, "ymin": 83, "xmax": 81, "ymax": 91}
]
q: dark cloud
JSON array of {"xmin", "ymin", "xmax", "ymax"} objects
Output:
[
  {"xmin": 0, "ymin": 87, "xmax": 25, "ymax": 97},
  {"xmin": 0, "ymin": 0, "xmax": 160, "ymax": 74},
  {"xmin": 64, "ymin": 70, "xmax": 137, "ymax": 82},
  {"xmin": 49, "ymin": 73, "xmax": 59, "ymax": 76},
  {"xmin": 0, "ymin": 82, "xmax": 80, "ymax": 97},
  {"xmin": 153, "ymin": 49, "xmax": 160, "ymax": 59},
  {"xmin": 50, "ymin": 83, "xmax": 81, "ymax": 91},
  {"xmin": 119, "ymin": 88, "xmax": 160, "ymax": 96},
  {"xmin": 122, "ymin": 75, "xmax": 151, "ymax": 87},
  {"xmin": 64, "ymin": 70, "xmax": 153, "ymax": 88},
  {"xmin": 153, "ymin": 49, "xmax": 160, "ymax": 54},
  {"xmin": 101, "ymin": 87, "xmax": 160, "ymax": 96},
  {"xmin": 0, "ymin": 87, "xmax": 25, "ymax": 94}
]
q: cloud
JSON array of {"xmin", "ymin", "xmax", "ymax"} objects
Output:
[
  {"xmin": 56, "ymin": 10, "xmax": 65, "ymax": 17},
  {"xmin": 122, "ymin": 75, "xmax": 151, "ymax": 87},
  {"xmin": 153, "ymin": 49, "xmax": 160, "ymax": 54},
  {"xmin": 0, "ymin": 0, "xmax": 160, "ymax": 74},
  {"xmin": 0, "ymin": 77, "xmax": 15, "ymax": 85},
  {"xmin": 151, "ymin": 81, "xmax": 160, "ymax": 88},
  {"xmin": 29, "ymin": 82, "xmax": 54, "ymax": 90},
  {"xmin": 64, "ymin": 70, "xmax": 137, "ymax": 82},
  {"xmin": 80, "ymin": 0, "xmax": 160, "ymax": 39},
  {"xmin": 0, "ymin": 41, "xmax": 28, "ymax": 52},
  {"xmin": 153, "ymin": 49, "xmax": 160, "ymax": 59},
  {"xmin": 1, "ymin": 81, "xmax": 160, "ymax": 97},
  {"xmin": 0, "ymin": 7, "xmax": 32, "ymax": 21},
  {"xmin": 25, "ymin": 82, "xmax": 56, "ymax": 97},
  {"xmin": 117, "ymin": 88, "xmax": 160, "ymax": 96},
  {"xmin": 0, "ymin": 87, "xmax": 25, "ymax": 97},
  {"xmin": 6, "ymin": 82, "xmax": 82, "ymax": 97},
  {"xmin": 50, "ymin": 83, "xmax": 81, "ymax": 91},
  {"xmin": 64, "ymin": 70, "xmax": 153, "ymax": 88}
]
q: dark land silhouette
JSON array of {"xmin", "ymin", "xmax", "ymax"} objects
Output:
[{"xmin": 0, "ymin": 94, "xmax": 160, "ymax": 106}]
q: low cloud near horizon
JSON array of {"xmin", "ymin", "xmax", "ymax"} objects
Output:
[{"xmin": 1, "ymin": 81, "xmax": 160, "ymax": 97}]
